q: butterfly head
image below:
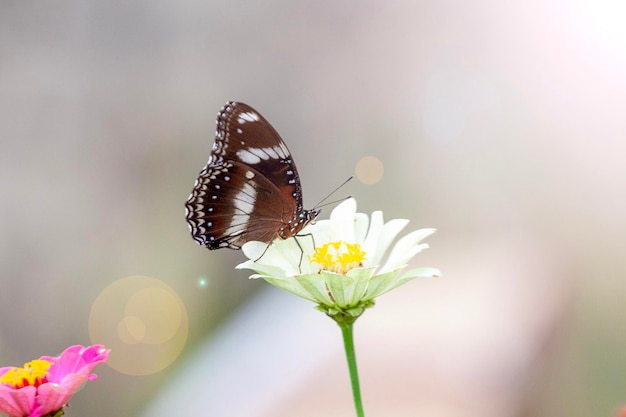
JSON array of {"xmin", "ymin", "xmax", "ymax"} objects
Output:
[{"xmin": 300, "ymin": 208, "xmax": 320, "ymax": 226}]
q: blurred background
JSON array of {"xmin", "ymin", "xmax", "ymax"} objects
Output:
[{"xmin": 1, "ymin": 1, "xmax": 626, "ymax": 416}]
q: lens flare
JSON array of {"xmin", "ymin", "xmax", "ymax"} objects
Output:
[
  {"xmin": 355, "ymin": 156, "xmax": 384, "ymax": 185},
  {"xmin": 89, "ymin": 275, "xmax": 188, "ymax": 376}
]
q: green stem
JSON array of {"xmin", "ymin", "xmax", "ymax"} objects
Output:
[{"xmin": 338, "ymin": 319, "xmax": 365, "ymax": 417}]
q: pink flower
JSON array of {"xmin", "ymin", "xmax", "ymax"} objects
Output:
[{"xmin": 0, "ymin": 345, "xmax": 109, "ymax": 417}]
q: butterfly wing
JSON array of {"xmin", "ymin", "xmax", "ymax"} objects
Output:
[
  {"xmin": 214, "ymin": 101, "xmax": 305, "ymax": 210},
  {"xmin": 185, "ymin": 101, "xmax": 308, "ymax": 249}
]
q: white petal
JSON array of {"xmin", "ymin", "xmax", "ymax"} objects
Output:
[
  {"xmin": 362, "ymin": 270, "xmax": 401, "ymax": 300},
  {"xmin": 329, "ymin": 198, "xmax": 357, "ymax": 242},
  {"xmin": 360, "ymin": 210, "xmax": 384, "ymax": 266},
  {"xmin": 264, "ymin": 276, "xmax": 320, "ymax": 302},
  {"xmin": 324, "ymin": 271, "xmax": 355, "ymax": 308},
  {"xmin": 378, "ymin": 228, "xmax": 436, "ymax": 274},
  {"xmin": 331, "ymin": 197, "xmax": 357, "ymax": 219},
  {"xmin": 322, "ymin": 268, "xmax": 374, "ymax": 308},
  {"xmin": 295, "ymin": 274, "xmax": 336, "ymax": 306},
  {"xmin": 240, "ymin": 238, "xmax": 315, "ymax": 277},
  {"xmin": 240, "ymin": 241, "xmax": 270, "ymax": 261},
  {"xmin": 380, "ymin": 267, "xmax": 441, "ymax": 294},
  {"xmin": 344, "ymin": 267, "xmax": 376, "ymax": 305},
  {"xmin": 364, "ymin": 217, "xmax": 409, "ymax": 267},
  {"xmin": 304, "ymin": 219, "xmax": 333, "ymax": 250},
  {"xmin": 235, "ymin": 259, "xmax": 287, "ymax": 280},
  {"xmin": 353, "ymin": 212, "xmax": 369, "ymax": 244},
  {"xmin": 259, "ymin": 247, "xmax": 298, "ymax": 276},
  {"xmin": 399, "ymin": 267, "xmax": 441, "ymax": 279}
]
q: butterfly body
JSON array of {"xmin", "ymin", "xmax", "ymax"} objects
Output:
[{"xmin": 185, "ymin": 101, "xmax": 319, "ymax": 250}]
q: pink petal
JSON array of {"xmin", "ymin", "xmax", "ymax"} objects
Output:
[
  {"xmin": 28, "ymin": 402, "xmax": 44, "ymax": 417},
  {"xmin": 0, "ymin": 385, "xmax": 37, "ymax": 417},
  {"xmin": 35, "ymin": 383, "xmax": 72, "ymax": 416},
  {"xmin": 44, "ymin": 345, "xmax": 109, "ymax": 383}
]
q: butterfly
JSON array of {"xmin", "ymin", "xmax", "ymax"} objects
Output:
[{"xmin": 185, "ymin": 101, "xmax": 320, "ymax": 250}]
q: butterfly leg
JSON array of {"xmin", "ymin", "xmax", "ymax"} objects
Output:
[
  {"xmin": 253, "ymin": 242, "xmax": 273, "ymax": 263},
  {"xmin": 290, "ymin": 237, "xmax": 306, "ymax": 273},
  {"xmin": 293, "ymin": 232, "xmax": 316, "ymax": 273}
]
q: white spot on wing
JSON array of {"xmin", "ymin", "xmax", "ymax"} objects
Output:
[
  {"xmin": 263, "ymin": 146, "xmax": 281, "ymax": 159},
  {"xmin": 236, "ymin": 146, "xmax": 285, "ymax": 164},
  {"xmin": 224, "ymin": 182, "xmax": 257, "ymax": 235},
  {"xmin": 278, "ymin": 141, "xmax": 289, "ymax": 156},
  {"xmin": 237, "ymin": 111, "xmax": 260, "ymax": 124},
  {"xmin": 237, "ymin": 149, "xmax": 261, "ymax": 164}
]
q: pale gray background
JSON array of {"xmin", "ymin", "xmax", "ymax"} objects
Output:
[{"xmin": 2, "ymin": 1, "xmax": 626, "ymax": 416}]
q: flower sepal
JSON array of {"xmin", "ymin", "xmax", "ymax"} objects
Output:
[
  {"xmin": 316, "ymin": 298, "xmax": 375, "ymax": 322},
  {"xmin": 43, "ymin": 409, "xmax": 65, "ymax": 417}
]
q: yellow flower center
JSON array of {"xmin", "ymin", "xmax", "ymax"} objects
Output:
[
  {"xmin": 0, "ymin": 359, "xmax": 52, "ymax": 389},
  {"xmin": 311, "ymin": 241, "xmax": 367, "ymax": 274}
]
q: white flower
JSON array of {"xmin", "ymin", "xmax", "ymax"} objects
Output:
[{"xmin": 236, "ymin": 198, "xmax": 440, "ymax": 318}]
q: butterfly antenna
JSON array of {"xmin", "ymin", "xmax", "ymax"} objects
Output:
[{"xmin": 313, "ymin": 176, "xmax": 353, "ymax": 210}]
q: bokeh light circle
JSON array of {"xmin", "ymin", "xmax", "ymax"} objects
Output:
[
  {"xmin": 117, "ymin": 316, "xmax": 146, "ymax": 344},
  {"xmin": 89, "ymin": 275, "xmax": 188, "ymax": 376},
  {"xmin": 197, "ymin": 276, "xmax": 209, "ymax": 289},
  {"xmin": 355, "ymin": 156, "xmax": 384, "ymax": 184}
]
